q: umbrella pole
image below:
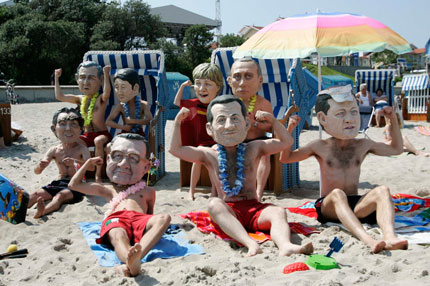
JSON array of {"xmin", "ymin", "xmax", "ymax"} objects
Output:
[{"xmin": 318, "ymin": 55, "xmax": 323, "ymax": 139}]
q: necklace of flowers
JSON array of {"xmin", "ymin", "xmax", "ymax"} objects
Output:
[
  {"xmin": 105, "ymin": 181, "xmax": 146, "ymax": 217},
  {"xmin": 81, "ymin": 93, "xmax": 99, "ymax": 127},
  {"xmin": 217, "ymin": 143, "xmax": 246, "ymax": 197},
  {"xmin": 240, "ymin": 95, "xmax": 257, "ymax": 113},
  {"xmin": 123, "ymin": 96, "xmax": 141, "ymax": 132}
]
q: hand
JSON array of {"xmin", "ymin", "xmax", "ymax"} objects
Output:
[
  {"xmin": 381, "ymin": 106, "xmax": 395, "ymax": 120},
  {"xmin": 255, "ymin": 110, "xmax": 274, "ymax": 124},
  {"xmin": 181, "ymin": 80, "xmax": 192, "ymax": 88},
  {"xmin": 122, "ymin": 124, "xmax": 132, "ymax": 132},
  {"xmin": 55, "ymin": 68, "xmax": 62, "ymax": 79},
  {"xmin": 62, "ymin": 157, "xmax": 75, "ymax": 166},
  {"xmin": 86, "ymin": 157, "xmax": 104, "ymax": 171},
  {"xmin": 175, "ymin": 107, "xmax": 191, "ymax": 122},
  {"xmin": 38, "ymin": 160, "xmax": 49, "ymax": 169},
  {"xmin": 288, "ymin": 115, "xmax": 301, "ymax": 130},
  {"xmin": 103, "ymin": 65, "xmax": 111, "ymax": 75}
]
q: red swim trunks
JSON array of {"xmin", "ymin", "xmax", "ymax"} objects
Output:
[
  {"xmin": 226, "ymin": 199, "xmax": 272, "ymax": 232},
  {"xmin": 80, "ymin": 130, "xmax": 112, "ymax": 147},
  {"xmin": 96, "ymin": 210, "xmax": 153, "ymax": 245}
]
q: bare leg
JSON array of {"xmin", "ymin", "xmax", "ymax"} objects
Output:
[
  {"xmin": 321, "ymin": 189, "xmax": 386, "ymax": 253},
  {"xmin": 208, "ymin": 198, "xmax": 262, "ymax": 256},
  {"xmin": 355, "ymin": 186, "xmax": 408, "ymax": 250},
  {"xmin": 0, "ymin": 137, "xmax": 5, "ymax": 148},
  {"xmin": 110, "ymin": 214, "xmax": 171, "ymax": 277},
  {"xmin": 402, "ymin": 136, "xmax": 430, "ymax": 157},
  {"xmin": 189, "ymin": 163, "xmax": 201, "ymax": 200},
  {"xmin": 33, "ymin": 190, "xmax": 73, "ymax": 218},
  {"xmin": 28, "ymin": 189, "xmax": 53, "ymax": 208},
  {"xmin": 375, "ymin": 110, "xmax": 382, "ymax": 127},
  {"xmin": 257, "ymin": 205, "xmax": 313, "ymax": 256},
  {"xmin": 94, "ymin": 135, "xmax": 109, "ymax": 183},
  {"xmin": 256, "ymin": 155, "xmax": 270, "ymax": 201}
]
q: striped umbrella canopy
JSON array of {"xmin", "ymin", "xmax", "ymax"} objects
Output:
[{"xmin": 234, "ymin": 12, "xmax": 412, "ymax": 60}]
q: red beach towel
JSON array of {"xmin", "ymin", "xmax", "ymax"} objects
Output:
[{"xmin": 179, "ymin": 211, "xmax": 318, "ymax": 245}]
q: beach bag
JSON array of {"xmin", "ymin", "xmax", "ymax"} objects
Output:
[{"xmin": 0, "ymin": 173, "xmax": 29, "ymax": 224}]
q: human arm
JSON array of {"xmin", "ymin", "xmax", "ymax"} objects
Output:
[
  {"xmin": 168, "ymin": 107, "xmax": 206, "ymax": 163},
  {"xmin": 68, "ymin": 157, "xmax": 110, "ymax": 198},
  {"xmin": 251, "ymin": 98, "xmax": 273, "ymax": 132},
  {"xmin": 124, "ymin": 100, "xmax": 153, "ymax": 126},
  {"xmin": 255, "ymin": 111, "xmax": 293, "ymax": 157},
  {"xmin": 369, "ymin": 106, "xmax": 403, "ymax": 156},
  {"xmin": 62, "ymin": 145, "xmax": 91, "ymax": 167},
  {"xmin": 101, "ymin": 65, "xmax": 111, "ymax": 103},
  {"xmin": 287, "ymin": 115, "xmax": 300, "ymax": 134},
  {"xmin": 173, "ymin": 80, "xmax": 192, "ymax": 107},
  {"xmin": 105, "ymin": 104, "xmax": 132, "ymax": 131},
  {"xmin": 54, "ymin": 68, "xmax": 81, "ymax": 104},
  {"xmin": 34, "ymin": 147, "xmax": 54, "ymax": 174}
]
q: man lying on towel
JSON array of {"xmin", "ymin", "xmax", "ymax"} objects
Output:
[
  {"xmin": 69, "ymin": 133, "xmax": 171, "ymax": 277},
  {"xmin": 169, "ymin": 94, "xmax": 313, "ymax": 257},
  {"xmin": 280, "ymin": 85, "xmax": 408, "ymax": 253}
]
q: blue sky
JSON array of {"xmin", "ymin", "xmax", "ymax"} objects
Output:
[{"xmin": 142, "ymin": 0, "xmax": 429, "ymax": 48}]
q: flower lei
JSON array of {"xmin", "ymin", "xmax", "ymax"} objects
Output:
[
  {"xmin": 123, "ymin": 96, "xmax": 142, "ymax": 132},
  {"xmin": 81, "ymin": 93, "xmax": 99, "ymax": 126},
  {"xmin": 240, "ymin": 95, "xmax": 257, "ymax": 112},
  {"xmin": 217, "ymin": 143, "xmax": 246, "ymax": 197},
  {"xmin": 146, "ymin": 152, "xmax": 160, "ymax": 185},
  {"xmin": 106, "ymin": 181, "xmax": 146, "ymax": 217}
]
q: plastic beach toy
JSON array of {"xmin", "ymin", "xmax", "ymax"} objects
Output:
[
  {"xmin": 306, "ymin": 236, "xmax": 344, "ymax": 270},
  {"xmin": 283, "ymin": 262, "xmax": 310, "ymax": 274}
]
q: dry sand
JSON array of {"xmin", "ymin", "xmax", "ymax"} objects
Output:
[{"xmin": 1, "ymin": 102, "xmax": 430, "ymax": 285}]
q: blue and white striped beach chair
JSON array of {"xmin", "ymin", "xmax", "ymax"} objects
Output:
[
  {"xmin": 83, "ymin": 50, "xmax": 168, "ymax": 183},
  {"xmin": 209, "ymin": 47, "xmax": 317, "ymax": 193},
  {"xmin": 355, "ymin": 69, "xmax": 396, "ymax": 132}
]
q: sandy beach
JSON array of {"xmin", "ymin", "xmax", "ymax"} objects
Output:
[{"xmin": 1, "ymin": 101, "xmax": 430, "ymax": 286}]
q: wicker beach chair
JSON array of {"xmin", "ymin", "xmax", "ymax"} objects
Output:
[
  {"xmin": 355, "ymin": 69, "xmax": 397, "ymax": 133},
  {"xmin": 83, "ymin": 50, "xmax": 168, "ymax": 184},
  {"xmin": 179, "ymin": 47, "xmax": 317, "ymax": 194}
]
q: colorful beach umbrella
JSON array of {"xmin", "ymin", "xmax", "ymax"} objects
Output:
[
  {"xmin": 234, "ymin": 12, "xmax": 412, "ymax": 91},
  {"xmin": 234, "ymin": 12, "xmax": 412, "ymax": 60}
]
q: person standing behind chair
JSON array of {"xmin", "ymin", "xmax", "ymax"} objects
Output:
[
  {"xmin": 54, "ymin": 62, "xmax": 112, "ymax": 183},
  {"xmin": 105, "ymin": 68, "xmax": 152, "ymax": 138},
  {"xmin": 173, "ymin": 63, "xmax": 223, "ymax": 200},
  {"xmin": 227, "ymin": 58, "xmax": 273, "ymax": 202}
]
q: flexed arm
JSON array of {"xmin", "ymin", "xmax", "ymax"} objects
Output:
[
  {"xmin": 256, "ymin": 111, "xmax": 293, "ymax": 157},
  {"xmin": 54, "ymin": 68, "xmax": 81, "ymax": 104},
  {"xmin": 101, "ymin": 65, "xmax": 112, "ymax": 103},
  {"xmin": 68, "ymin": 157, "xmax": 110, "ymax": 199},
  {"xmin": 168, "ymin": 107, "xmax": 205, "ymax": 163},
  {"xmin": 173, "ymin": 80, "xmax": 192, "ymax": 107}
]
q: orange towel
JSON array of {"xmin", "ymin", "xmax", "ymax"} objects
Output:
[{"xmin": 414, "ymin": 126, "xmax": 430, "ymax": 136}]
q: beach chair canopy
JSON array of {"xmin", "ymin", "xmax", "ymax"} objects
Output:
[
  {"xmin": 83, "ymin": 50, "xmax": 168, "ymax": 181},
  {"xmin": 402, "ymin": 74, "xmax": 430, "ymax": 91},
  {"xmin": 355, "ymin": 69, "xmax": 395, "ymax": 105},
  {"xmin": 355, "ymin": 69, "xmax": 396, "ymax": 132},
  {"xmin": 211, "ymin": 47, "xmax": 317, "ymax": 191}
]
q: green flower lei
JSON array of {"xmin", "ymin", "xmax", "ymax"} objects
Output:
[{"xmin": 81, "ymin": 93, "xmax": 99, "ymax": 127}]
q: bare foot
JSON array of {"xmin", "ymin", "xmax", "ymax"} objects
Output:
[
  {"xmin": 368, "ymin": 240, "xmax": 386, "ymax": 254},
  {"xmin": 385, "ymin": 239, "xmax": 408, "ymax": 250},
  {"xmin": 127, "ymin": 244, "xmax": 143, "ymax": 277},
  {"xmin": 115, "ymin": 264, "xmax": 131, "ymax": 277},
  {"xmin": 33, "ymin": 197, "xmax": 45, "ymax": 218},
  {"xmin": 417, "ymin": 150, "xmax": 430, "ymax": 157},
  {"xmin": 188, "ymin": 191, "xmax": 195, "ymax": 201},
  {"xmin": 279, "ymin": 241, "xmax": 314, "ymax": 256},
  {"xmin": 245, "ymin": 242, "xmax": 263, "ymax": 257}
]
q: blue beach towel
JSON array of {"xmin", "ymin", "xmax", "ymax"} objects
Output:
[{"xmin": 78, "ymin": 222, "xmax": 205, "ymax": 267}]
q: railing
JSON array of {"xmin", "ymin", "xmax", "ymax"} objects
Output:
[{"xmin": 408, "ymin": 88, "xmax": 430, "ymax": 114}]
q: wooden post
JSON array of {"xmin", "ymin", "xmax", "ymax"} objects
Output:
[
  {"xmin": 401, "ymin": 94, "xmax": 408, "ymax": 121},
  {"xmin": 426, "ymin": 98, "xmax": 430, "ymax": 122},
  {"xmin": 0, "ymin": 103, "xmax": 12, "ymax": 145}
]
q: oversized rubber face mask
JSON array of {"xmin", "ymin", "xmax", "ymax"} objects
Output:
[
  {"xmin": 76, "ymin": 66, "xmax": 102, "ymax": 96},
  {"xmin": 206, "ymin": 101, "xmax": 250, "ymax": 147},
  {"xmin": 52, "ymin": 113, "xmax": 82, "ymax": 144},
  {"xmin": 317, "ymin": 99, "xmax": 360, "ymax": 140},
  {"xmin": 114, "ymin": 78, "xmax": 139, "ymax": 103},
  {"xmin": 106, "ymin": 138, "xmax": 150, "ymax": 186}
]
